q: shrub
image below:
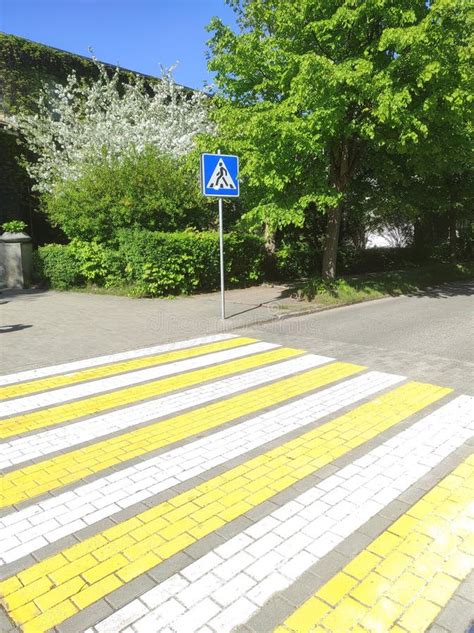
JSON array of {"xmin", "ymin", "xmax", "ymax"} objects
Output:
[
  {"xmin": 68, "ymin": 240, "xmax": 124, "ymax": 287},
  {"xmin": 41, "ymin": 147, "xmax": 213, "ymax": 242},
  {"xmin": 2, "ymin": 220, "xmax": 28, "ymax": 233},
  {"xmin": 274, "ymin": 238, "xmax": 319, "ymax": 280},
  {"xmin": 338, "ymin": 246, "xmax": 418, "ymax": 274},
  {"xmin": 33, "ymin": 244, "xmax": 82, "ymax": 289},
  {"xmin": 33, "ymin": 230, "xmax": 265, "ymax": 296},
  {"xmin": 226, "ymin": 233, "xmax": 266, "ymax": 286},
  {"xmin": 118, "ymin": 229, "xmax": 265, "ymax": 296}
]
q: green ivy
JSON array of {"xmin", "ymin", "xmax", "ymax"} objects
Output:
[
  {"xmin": 0, "ymin": 34, "xmax": 96, "ymax": 115},
  {"xmin": 0, "ymin": 33, "xmax": 154, "ymax": 116}
]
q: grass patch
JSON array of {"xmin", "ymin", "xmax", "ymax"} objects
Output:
[{"xmin": 297, "ymin": 262, "xmax": 474, "ymax": 305}]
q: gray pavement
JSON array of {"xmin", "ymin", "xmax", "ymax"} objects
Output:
[
  {"xmin": 0, "ymin": 284, "xmax": 303, "ymax": 373},
  {"xmin": 1, "ymin": 281, "xmax": 472, "ymax": 392}
]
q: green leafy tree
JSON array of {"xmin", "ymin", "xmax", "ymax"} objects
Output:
[{"xmin": 207, "ymin": 0, "xmax": 472, "ymax": 279}]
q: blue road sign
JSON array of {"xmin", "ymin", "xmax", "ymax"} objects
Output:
[{"xmin": 201, "ymin": 153, "xmax": 239, "ymax": 197}]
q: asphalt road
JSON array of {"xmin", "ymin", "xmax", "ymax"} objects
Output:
[
  {"xmin": 291, "ymin": 282, "xmax": 472, "ymax": 361},
  {"xmin": 245, "ymin": 281, "xmax": 474, "ymax": 393}
]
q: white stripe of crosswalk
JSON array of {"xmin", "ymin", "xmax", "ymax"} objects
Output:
[
  {"xmin": 0, "ymin": 341, "xmax": 278, "ymax": 416},
  {"xmin": 0, "ymin": 371, "xmax": 402, "ymax": 564},
  {"xmin": 0, "ymin": 354, "xmax": 329, "ymax": 468},
  {"xmin": 89, "ymin": 395, "xmax": 473, "ymax": 633},
  {"xmin": 0, "ymin": 334, "xmax": 237, "ymax": 386}
]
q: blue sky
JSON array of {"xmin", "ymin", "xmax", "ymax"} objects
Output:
[{"xmin": 0, "ymin": 0, "xmax": 237, "ymax": 88}]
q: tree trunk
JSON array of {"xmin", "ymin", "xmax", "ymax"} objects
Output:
[
  {"xmin": 263, "ymin": 222, "xmax": 276, "ymax": 255},
  {"xmin": 322, "ymin": 203, "xmax": 343, "ymax": 281},
  {"xmin": 448, "ymin": 207, "xmax": 457, "ymax": 261},
  {"xmin": 413, "ymin": 218, "xmax": 425, "ymax": 261},
  {"xmin": 321, "ymin": 140, "xmax": 356, "ymax": 280}
]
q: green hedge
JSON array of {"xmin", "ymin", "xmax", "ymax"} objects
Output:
[
  {"xmin": 32, "ymin": 243, "xmax": 83, "ymax": 290},
  {"xmin": 34, "ymin": 230, "xmax": 265, "ymax": 296}
]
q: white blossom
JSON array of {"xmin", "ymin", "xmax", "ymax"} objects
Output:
[{"xmin": 12, "ymin": 60, "xmax": 214, "ymax": 193}]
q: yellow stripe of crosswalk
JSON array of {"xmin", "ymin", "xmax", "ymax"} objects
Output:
[
  {"xmin": 275, "ymin": 453, "xmax": 473, "ymax": 633},
  {"xmin": 0, "ymin": 337, "xmax": 256, "ymax": 400},
  {"xmin": 0, "ymin": 346, "xmax": 300, "ymax": 439},
  {"xmin": 0, "ymin": 381, "xmax": 450, "ymax": 632},
  {"xmin": 0, "ymin": 362, "xmax": 363, "ymax": 508}
]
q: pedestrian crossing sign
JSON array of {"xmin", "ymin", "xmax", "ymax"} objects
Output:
[{"xmin": 201, "ymin": 153, "xmax": 240, "ymax": 197}]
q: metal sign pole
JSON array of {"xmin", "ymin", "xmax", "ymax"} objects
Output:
[
  {"xmin": 218, "ymin": 195, "xmax": 225, "ymax": 320},
  {"xmin": 201, "ymin": 148, "xmax": 238, "ymax": 320},
  {"xmin": 217, "ymin": 149, "xmax": 225, "ymax": 320}
]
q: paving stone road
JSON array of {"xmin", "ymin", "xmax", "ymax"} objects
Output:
[{"xmin": 0, "ymin": 333, "xmax": 472, "ymax": 633}]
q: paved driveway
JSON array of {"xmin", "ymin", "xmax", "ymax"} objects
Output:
[{"xmin": 0, "ymin": 333, "xmax": 472, "ymax": 632}]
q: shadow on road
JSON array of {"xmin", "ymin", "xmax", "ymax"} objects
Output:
[
  {"xmin": 0, "ymin": 288, "xmax": 48, "ymax": 301},
  {"xmin": 402, "ymin": 281, "xmax": 474, "ymax": 299},
  {"xmin": 227, "ymin": 288, "xmax": 299, "ymax": 318},
  {"xmin": 0, "ymin": 324, "xmax": 33, "ymax": 333}
]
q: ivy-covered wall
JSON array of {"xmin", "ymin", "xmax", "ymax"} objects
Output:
[
  {"xmin": 0, "ymin": 33, "xmax": 101, "ymax": 238},
  {"xmin": 0, "ymin": 129, "xmax": 32, "ymax": 221},
  {"xmin": 0, "ymin": 33, "xmax": 157, "ymax": 242},
  {"xmin": 0, "ymin": 33, "xmax": 99, "ymax": 116}
]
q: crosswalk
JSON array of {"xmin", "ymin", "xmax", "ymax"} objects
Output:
[
  {"xmin": 0, "ymin": 333, "xmax": 472, "ymax": 633},
  {"xmin": 276, "ymin": 454, "xmax": 474, "ymax": 633}
]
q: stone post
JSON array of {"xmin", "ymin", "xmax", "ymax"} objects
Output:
[{"xmin": 0, "ymin": 231, "xmax": 33, "ymax": 289}]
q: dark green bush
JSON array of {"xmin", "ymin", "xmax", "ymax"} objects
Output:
[
  {"xmin": 226, "ymin": 233, "xmax": 266, "ymax": 286},
  {"xmin": 33, "ymin": 244, "xmax": 83, "ymax": 289},
  {"xmin": 33, "ymin": 230, "xmax": 265, "ymax": 296},
  {"xmin": 274, "ymin": 238, "xmax": 319, "ymax": 280},
  {"xmin": 272, "ymin": 242, "xmax": 423, "ymax": 280},
  {"xmin": 338, "ymin": 246, "xmax": 417, "ymax": 274},
  {"xmin": 42, "ymin": 147, "xmax": 213, "ymax": 242},
  {"xmin": 118, "ymin": 229, "xmax": 265, "ymax": 296}
]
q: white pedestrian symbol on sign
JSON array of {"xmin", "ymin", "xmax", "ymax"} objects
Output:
[{"xmin": 206, "ymin": 159, "xmax": 237, "ymax": 191}]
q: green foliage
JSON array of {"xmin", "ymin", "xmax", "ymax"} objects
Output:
[
  {"xmin": 68, "ymin": 239, "xmax": 123, "ymax": 287},
  {"xmin": 1, "ymin": 220, "xmax": 28, "ymax": 233},
  {"xmin": 33, "ymin": 230, "xmax": 265, "ymax": 296},
  {"xmin": 118, "ymin": 229, "xmax": 265, "ymax": 296},
  {"xmin": 272, "ymin": 236, "xmax": 472, "ymax": 280},
  {"xmin": 274, "ymin": 239, "xmax": 315, "ymax": 280},
  {"xmin": 206, "ymin": 0, "xmax": 472, "ymax": 278},
  {"xmin": 0, "ymin": 33, "xmax": 144, "ymax": 117},
  {"xmin": 34, "ymin": 241, "xmax": 122, "ymax": 290},
  {"xmin": 338, "ymin": 246, "xmax": 418, "ymax": 275},
  {"xmin": 41, "ymin": 148, "xmax": 212, "ymax": 242},
  {"xmin": 33, "ymin": 244, "xmax": 83, "ymax": 290}
]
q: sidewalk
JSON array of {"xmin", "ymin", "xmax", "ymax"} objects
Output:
[{"xmin": 0, "ymin": 284, "xmax": 316, "ymax": 373}]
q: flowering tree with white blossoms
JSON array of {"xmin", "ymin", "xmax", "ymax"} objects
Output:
[{"xmin": 13, "ymin": 60, "xmax": 214, "ymax": 193}]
